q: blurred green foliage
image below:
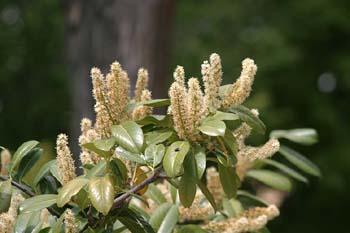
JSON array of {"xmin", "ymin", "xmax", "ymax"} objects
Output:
[
  {"xmin": 172, "ymin": 0, "xmax": 349, "ymax": 232},
  {"xmin": 0, "ymin": 1, "xmax": 68, "ymax": 149},
  {"xmin": 0, "ymin": 0, "xmax": 349, "ymax": 232}
]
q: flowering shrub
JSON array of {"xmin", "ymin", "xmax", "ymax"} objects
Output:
[{"xmin": 0, "ymin": 53, "xmax": 320, "ymax": 232}]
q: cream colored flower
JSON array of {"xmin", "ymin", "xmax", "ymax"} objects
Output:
[
  {"xmin": 222, "ymin": 58, "xmax": 257, "ymax": 108},
  {"xmin": 56, "ymin": 134, "xmax": 76, "ymax": 185}
]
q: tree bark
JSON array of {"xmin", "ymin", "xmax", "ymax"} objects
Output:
[{"xmin": 62, "ymin": 0, "xmax": 175, "ymax": 159}]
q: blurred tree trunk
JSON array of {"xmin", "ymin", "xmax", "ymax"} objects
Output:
[{"xmin": 62, "ymin": 0, "xmax": 175, "ymax": 160}]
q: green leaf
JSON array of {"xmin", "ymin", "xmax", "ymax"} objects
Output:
[
  {"xmin": 270, "ymin": 128, "xmax": 318, "ymax": 145},
  {"xmin": 262, "ymin": 159, "xmax": 308, "ymax": 183},
  {"xmin": 237, "ymin": 190, "xmax": 268, "ymax": 207},
  {"xmin": 33, "ymin": 160, "xmax": 56, "ymax": 186},
  {"xmin": 20, "ymin": 194, "xmax": 57, "ymax": 213},
  {"xmin": 221, "ymin": 129, "xmax": 238, "ymax": 161},
  {"xmin": 10, "ymin": 140, "xmax": 39, "ymax": 173},
  {"xmin": 197, "ymin": 181, "xmax": 217, "ymax": 211},
  {"xmin": 194, "ymin": 147, "xmax": 206, "ymax": 179},
  {"xmin": 228, "ymin": 106, "xmax": 266, "ymax": 134},
  {"xmin": 0, "ymin": 179, "xmax": 12, "ymax": 213},
  {"xmin": 145, "ymin": 131, "xmax": 173, "ymax": 145},
  {"xmin": 178, "ymin": 225, "xmax": 207, "ymax": 233},
  {"xmin": 16, "ymin": 148, "xmax": 42, "ymax": 181},
  {"xmin": 110, "ymin": 158, "xmax": 128, "ymax": 186},
  {"xmin": 51, "ymin": 211, "xmax": 65, "ymax": 233},
  {"xmin": 142, "ymin": 99, "xmax": 170, "ymax": 107},
  {"xmin": 137, "ymin": 115, "xmax": 167, "ymax": 125},
  {"xmin": 93, "ymin": 138, "xmax": 116, "ymax": 151},
  {"xmin": 179, "ymin": 153, "xmax": 197, "ymax": 207},
  {"xmin": 246, "ymin": 169, "xmax": 292, "ymax": 191},
  {"xmin": 145, "ymin": 184, "xmax": 167, "ymax": 205},
  {"xmin": 82, "ymin": 142, "xmax": 109, "ymax": 158},
  {"xmin": 88, "ymin": 175, "xmax": 114, "ymax": 215},
  {"xmin": 85, "ymin": 160, "xmax": 107, "ymax": 178},
  {"xmin": 211, "ymin": 111, "xmax": 239, "ymax": 121},
  {"xmin": 222, "ymin": 198, "xmax": 243, "ymax": 217},
  {"xmin": 149, "ymin": 203, "xmax": 179, "ymax": 233},
  {"xmin": 14, "ymin": 211, "xmax": 42, "ymax": 233},
  {"xmin": 219, "ymin": 84, "xmax": 231, "ymax": 97},
  {"xmin": 199, "ymin": 119, "xmax": 226, "ymax": 136},
  {"xmin": 57, "ymin": 177, "xmax": 89, "ymax": 207},
  {"xmin": 218, "ymin": 163, "xmax": 239, "ymax": 199},
  {"xmin": 163, "ymin": 141, "xmax": 190, "ymax": 177},
  {"xmin": 115, "ymin": 146, "xmax": 145, "ymax": 164},
  {"xmin": 144, "ymin": 144, "xmax": 165, "ymax": 168},
  {"xmin": 49, "ymin": 161, "xmax": 62, "ymax": 184},
  {"xmin": 279, "ymin": 145, "xmax": 321, "ymax": 177},
  {"xmin": 111, "ymin": 121, "xmax": 144, "ymax": 153}
]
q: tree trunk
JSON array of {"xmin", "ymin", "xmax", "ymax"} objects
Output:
[{"xmin": 62, "ymin": 0, "xmax": 175, "ymax": 160}]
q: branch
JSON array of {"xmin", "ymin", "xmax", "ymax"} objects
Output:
[
  {"xmin": 0, "ymin": 175, "xmax": 61, "ymax": 217},
  {"xmin": 110, "ymin": 167, "xmax": 163, "ymax": 211}
]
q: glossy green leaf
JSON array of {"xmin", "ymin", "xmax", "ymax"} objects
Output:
[
  {"xmin": 0, "ymin": 179, "xmax": 12, "ymax": 213},
  {"xmin": 33, "ymin": 160, "xmax": 56, "ymax": 186},
  {"xmin": 16, "ymin": 148, "xmax": 42, "ymax": 181},
  {"xmin": 163, "ymin": 141, "xmax": 190, "ymax": 177},
  {"xmin": 179, "ymin": 153, "xmax": 197, "ymax": 207},
  {"xmin": 279, "ymin": 145, "xmax": 321, "ymax": 177},
  {"xmin": 20, "ymin": 194, "xmax": 57, "ymax": 212},
  {"xmin": 178, "ymin": 225, "xmax": 207, "ymax": 233},
  {"xmin": 145, "ymin": 184, "xmax": 167, "ymax": 205},
  {"xmin": 197, "ymin": 181, "xmax": 218, "ymax": 211},
  {"xmin": 149, "ymin": 203, "xmax": 179, "ymax": 233},
  {"xmin": 198, "ymin": 119, "xmax": 226, "ymax": 136},
  {"xmin": 221, "ymin": 129, "xmax": 238, "ymax": 163},
  {"xmin": 137, "ymin": 115, "xmax": 167, "ymax": 125},
  {"xmin": 51, "ymin": 211, "xmax": 65, "ymax": 233},
  {"xmin": 88, "ymin": 175, "xmax": 114, "ymax": 215},
  {"xmin": 10, "ymin": 140, "xmax": 39, "ymax": 173},
  {"xmin": 145, "ymin": 131, "xmax": 173, "ymax": 145},
  {"xmin": 270, "ymin": 128, "xmax": 318, "ymax": 145},
  {"xmin": 246, "ymin": 169, "xmax": 292, "ymax": 191},
  {"xmin": 85, "ymin": 160, "xmax": 107, "ymax": 178},
  {"xmin": 111, "ymin": 121, "xmax": 144, "ymax": 153},
  {"xmin": 262, "ymin": 159, "xmax": 308, "ymax": 183},
  {"xmin": 49, "ymin": 161, "xmax": 62, "ymax": 184},
  {"xmin": 229, "ymin": 105, "xmax": 266, "ymax": 134},
  {"xmin": 211, "ymin": 111, "xmax": 239, "ymax": 121},
  {"xmin": 194, "ymin": 147, "xmax": 206, "ymax": 179},
  {"xmin": 14, "ymin": 211, "xmax": 41, "ymax": 233},
  {"xmin": 115, "ymin": 146, "xmax": 145, "ymax": 164},
  {"xmin": 82, "ymin": 142, "xmax": 109, "ymax": 157},
  {"xmin": 57, "ymin": 177, "xmax": 89, "ymax": 207},
  {"xmin": 144, "ymin": 144, "xmax": 165, "ymax": 167},
  {"xmin": 218, "ymin": 163, "xmax": 239, "ymax": 199},
  {"xmin": 142, "ymin": 98, "xmax": 170, "ymax": 107},
  {"xmin": 93, "ymin": 138, "xmax": 116, "ymax": 151},
  {"xmin": 110, "ymin": 158, "xmax": 128, "ymax": 186}
]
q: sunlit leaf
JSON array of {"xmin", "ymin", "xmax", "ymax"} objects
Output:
[
  {"xmin": 199, "ymin": 119, "xmax": 226, "ymax": 136},
  {"xmin": 20, "ymin": 194, "xmax": 57, "ymax": 213},
  {"xmin": 88, "ymin": 175, "xmax": 114, "ymax": 215},
  {"xmin": 112, "ymin": 121, "xmax": 144, "ymax": 153},
  {"xmin": 163, "ymin": 141, "xmax": 190, "ymax": 177},
  {"xmin": 33, "ymin": 160, "xmax": 56, "ymax": 186},
  {"xmin": 270, "ymin": 128, "xmax": 318, "ymax": 145},
  {"xmin": 149, "ymin": 203, "xmax": 179, "ymax": 233},
  {"xmin": 10, "ymin": 140, "xmax": 39, "ymax": 173},
  {"xmin": 57, "ymin": 177, "xmax": 89, "ymax": 207}
]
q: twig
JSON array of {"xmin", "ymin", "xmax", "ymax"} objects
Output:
[
  {"xmin": 0, "ymin": 175, "xmax": 61, "ymax": 217},
  {"xmin": 110, "ymin": 167, "xmax": 163, "ymax": 211}
]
